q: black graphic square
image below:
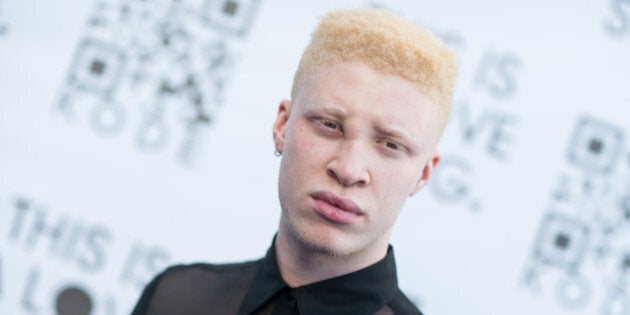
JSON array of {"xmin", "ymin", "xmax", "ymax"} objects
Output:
[
  {"xmin": 554, "ymin": 233, "xmax": 571, "ymax": 249},
  {"xmin": 567, "ymin": 116, "xmax": 625, "ymax": 174},
  {"xmin": 223, "ymin": 0, "xmax": 238, "ymax": 15},
  {"xmin": 90, "ymin": 59, "xmax": 106, "ymax": 75},
  {"xmin": 623, "ymin": 254, "xmax": 630, "ymax": 270},
  {"xmin": 622, "ymin": 195, "xmax": 630, "ymax": 218},
  {"xmin": 67, "ymin": 38, "xmax": 126, "ymax": 94},
  {"xmin": 533, "ymin": 212, "xmax": 589, "ymax": 270},
  {"xmin": 203, "ymin": 0, "xmax": 260, "ymax": 37},
  {"xmin": 588, "ymin": 138, "xmax": 603, "ymax": 154}
]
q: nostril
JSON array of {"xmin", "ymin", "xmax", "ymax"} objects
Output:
[{"xmin": 327, "ymin": 168, "xmax": 336, "ymax": 179}]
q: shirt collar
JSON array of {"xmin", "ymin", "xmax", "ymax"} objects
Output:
[{"xmin": 237, "ymin": 238, "xmax": 399, "ymax": 315}]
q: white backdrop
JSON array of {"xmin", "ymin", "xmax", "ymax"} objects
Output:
[{"xmin": 1, "ymin": 0, "xmax": 629, "ymax": 314}]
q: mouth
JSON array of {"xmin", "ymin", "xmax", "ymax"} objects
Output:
[{"xmin": 310, "ymin": 191, "xmax": 364, "ymax": 224}]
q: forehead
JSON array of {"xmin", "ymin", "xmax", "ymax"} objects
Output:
[{"xmin": 295, "ymin": 61, "xmax": 440, "ymax": 144}]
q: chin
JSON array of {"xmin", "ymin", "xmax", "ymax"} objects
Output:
[
  {"xmin": 284, "ymin": 215, "xmax": 365, "ymax": 258},
  {"xmin": 300, "ymin": 232, "xmax": 349, "ymax": 258}
]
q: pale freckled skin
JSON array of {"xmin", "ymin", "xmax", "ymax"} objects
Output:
[{"xmin": 272, "ymin": 60, "xmax": 442, "ymax": 287}]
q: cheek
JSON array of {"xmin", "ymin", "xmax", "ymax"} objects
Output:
[
  {"xmin": 279, "ymin": 138, "xmax": 325, "ymax": 195},
  {"xmin": 375, "ymin": 163, "xmax": 419, "ymax": 203},
  {"xmin": 286, "ymin": 126, "xmax": 334, "ymax": 168}
]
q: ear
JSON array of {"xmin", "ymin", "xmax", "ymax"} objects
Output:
[
  {"xmin": 410, "ymin": 150, "xmax": 440, "ymax": 196},
  {"xmin": 272, "ymin": 99, "xmax": 292, "ymax": 154}
]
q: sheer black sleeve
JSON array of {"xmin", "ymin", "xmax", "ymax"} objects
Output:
[{"xmin": 130, "ymin": 265, "xmax": 178, "ymax": 315}]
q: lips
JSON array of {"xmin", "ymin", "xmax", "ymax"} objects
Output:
[{"xmin": 311, "ymin": 191, "xmax": 364, "ymax": 224}]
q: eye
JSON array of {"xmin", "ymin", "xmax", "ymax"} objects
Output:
[
  {"xmin": 385, "ymin": 141, "xmax": 400, "ymax": 150},
  {"xmin": 313, "ymin": 117, "xmax": 342, "ymax": 133},
  {"xmin": 380, "ymin": 139, "xmax": 407, "ymax": 154},
  {"xmin": 322, "ymin": 120, "xmax": 340, "ymax": 130}
]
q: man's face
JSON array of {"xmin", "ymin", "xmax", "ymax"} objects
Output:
[{"xmin": 273, "ymin": 61, "xmax": 441, "ymax": 258}]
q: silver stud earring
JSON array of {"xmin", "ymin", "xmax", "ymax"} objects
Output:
[{"xmin": 274, "ymin": 150, "xmax": 282, "ymax": 157}]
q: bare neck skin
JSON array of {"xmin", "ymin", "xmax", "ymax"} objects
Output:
[{"xmin": 274, "ymin": 224, "xmax": 390, "ymax": 288}]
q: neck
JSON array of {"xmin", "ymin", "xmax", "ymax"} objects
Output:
[{"xmin": 274, "ymin": 226, "xmax": 389, "ymax": 287}]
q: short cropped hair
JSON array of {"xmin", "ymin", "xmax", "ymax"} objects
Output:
[{"xmin": 291, "ymin": 8, "xmax": 459, "ymax": 135}]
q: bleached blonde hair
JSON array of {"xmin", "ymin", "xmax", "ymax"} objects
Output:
[{"xmin": 291, "ymin": 8, "xmax": 459, "ymax": 134}]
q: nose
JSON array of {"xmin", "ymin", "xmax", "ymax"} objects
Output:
[{"xmin": 326, "ymin": 140, "xmax": 371, "ymax": 187}]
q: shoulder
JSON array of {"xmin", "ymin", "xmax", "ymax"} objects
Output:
[
  {"xmin": 131, "ymin": 259, "xmax": 262, "ymax": 315},
  {"xmin": 388, "ymin": 289, "xmax": 424, "ymax": 315},
  {"xmin": 159, "ymin": 259, "xmax": 261, "ymax": 281},
  {"xmin": 153, "ymin": 259, "xmax": 262, "ymax": 293}
]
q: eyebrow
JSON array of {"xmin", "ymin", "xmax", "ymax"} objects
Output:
[
  {"xmin": 303, "ymin": 103, "xmax": 347, "ymax": 118},
  {"xmin": 375, "ymin": 125, "xmax": 413, "ymax": 143}
]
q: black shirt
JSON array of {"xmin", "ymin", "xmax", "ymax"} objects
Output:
[{"xmin": 131, "ymin": 241, "xmax": 423, "ymax": 315}]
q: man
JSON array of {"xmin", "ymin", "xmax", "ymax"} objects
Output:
[{"xmin": 132, "ymin": 7, "xmax": 457, "ymax": 315}]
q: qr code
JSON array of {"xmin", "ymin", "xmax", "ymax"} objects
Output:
[
  {"xmin": 56, "ymin": 0, "xmax": 262, "ymax": 165},
  {"xmin": 523, "ymin": 116, "xmax": 630, "ymax": 314},
  {"xmin": 567, "ymin": 117, "xmax": 625, "ymax": 174}
]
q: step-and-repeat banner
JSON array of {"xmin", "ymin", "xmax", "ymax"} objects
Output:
[{"xmin": 1, "ymin": 0, "xmax": 629, "ymax": 314}]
